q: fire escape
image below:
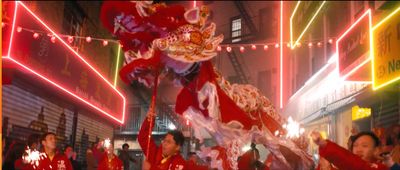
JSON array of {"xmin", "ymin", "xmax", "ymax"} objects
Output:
[
  {"xmin": 115, "ymin": 81, "xmax": 187, "ymax": 136},
  {"xmin": 225, "ymin": 2, "xmax": 260, "ymax": 84}
]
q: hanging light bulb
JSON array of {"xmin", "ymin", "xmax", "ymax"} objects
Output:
[
  {"xmin": 217, "ymin": 46, "xmax": 222, "ymax": 51},
  {"xmin": 17, "ymin": 26, "xmax": 22, "ymax": 33},
  {"xmin": 68, "ymin": 36, "xmax": 74, "ymax": 44},
  {"xmin": 328, "ymin": 39, "xmax": 333, "ymax": 44},
  {"xmin": 317, "ymin": 42, "xmax": 322, "ymax": 47},
  {"xmin": 86, "ymin": 36, "xmax": 92, "ymax": 43},
  {"xmin": 275, "ymin": 43, "xmax": 279, "ymax": 48},
  {"xmin": 264, "ymin": 45, "xmax": 269, "ymax": 50},
  {"xmin": 308, "ymin": 42, "xmax": 313, "ymax": 48},
  {"xmin": 296, "ymin": 42, "xmax": 301, "ymax": 47},
  {"xmin": 33, "ymin": 33, "xmax": 39, "ymax": 39},
  {"xmin": 1, "ymin": 22, "xmax": 5, "ymax": 28},
  {"xmin": 286, "ymin": 43, "xmax": 290, "ymax": 47},
  {"xmin": 240, "ymin": 46, "xmax": 245, "ymax": 53},
  {"xmin": 251, "ymin": 45, "xmax": 256, "ymax": 50},
  {"xmin": 226, "ymin": 46, "xmax": 232, "ymax": 52},
  {"xmin": 51, "ymin": 36, "xmax": 56, "ymax": 43},
  {"xmin": 102, "ymin": 40, "xmax": 108, "ymax": 46}
]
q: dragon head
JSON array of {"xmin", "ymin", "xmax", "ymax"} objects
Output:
[{"xmin": 100, "ymin": 1, "xmax": 223, "ymax": 87}]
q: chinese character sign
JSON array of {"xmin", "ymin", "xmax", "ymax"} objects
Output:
[{"xmin": 372, "ymin": 7, "xmax": 400, "ymax": 90}]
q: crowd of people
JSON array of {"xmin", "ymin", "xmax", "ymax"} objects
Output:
[
  {"xmin": 3, "ymin": 119, "xmax": 400, "ymax": 170},
  {"xmin": 2, "ymin": 132, "xmax": 138, "ymax": 170}
]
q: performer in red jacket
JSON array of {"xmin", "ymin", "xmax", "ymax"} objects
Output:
[
  {"xmin": 23, "ymin": 132, "xmax": 73, "ymax": 170},
  {"xmin": 97, "ymin": 143, "xmax": 124, "ymax": 170},
  {"xmin": 311, "ymin": 131, "xmax": 388, "ymax": 170},
  {"xmin": 139, "ymin": 111, "xmax": 186, "ymax": 170}
]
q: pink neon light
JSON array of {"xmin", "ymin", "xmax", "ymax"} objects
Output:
[
  {"xmin": 17, "ymin": 2, "xmax": 118, "ymax": 89},
  {"xmin": 3, "ymin": 57, "xmax": 126, "ymax": 124},
  {"xmin": 336, "ymin": 9, "xmax": 372, "ymax": 81},
  {"xmin": 4, "ymin": 2, "xmax": 126, "ymax": 124},
  {"xmin": 280, "ymin": 1, "xmax": 283, "ymax": 108},
  {"xmin": 7, "ymin": 2, "xmax": 18, "ymax": 58}
]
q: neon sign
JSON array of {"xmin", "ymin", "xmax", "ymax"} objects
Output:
[
  {"xmin": 371, "ymin": 6, "xmax": 400, "ymax": 90},
  {"xmin": 336, "ymin": 9, "xmax": 372, "ymax": 82},
  {"xmin": 290, "ymin": 1, "xmax": 326, "ymax": 48},
  {"xmin": 2, "ymin": 1, "xmax": 126, "ymax": 124}
]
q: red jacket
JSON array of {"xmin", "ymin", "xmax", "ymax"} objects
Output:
[
  {"xmin": 97, "ymin": 154, "xmax": 123, "ymax": 170},
  {"xmin": 14, "ymin": 158, "xmax": 31, "ymax": 170},
  {"xmin": 185, "ymin": 160, "xmax": 208, "ymax": 170},
  {"xmin": 23, "ymin": 153, "xmax": 73, "ymax": 170},
  {"xmin": 319, "ymin": 140, "xmax": 388, "ymax": 170},
  {"xmin": 138, "ymin": 117, "xmax": 186, "ymax": 170}
]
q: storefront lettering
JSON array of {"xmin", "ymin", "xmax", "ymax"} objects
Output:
[
  {"xmin": 388, "ymin": 59, "xmax": 400, "ymax": 74},
  {"xmin": 377, "ymin": 26, "xmax": 392, "ymax": 58},
  {"xmin": 76, "ymin": 87, "xmax": 89, "ymax": 99},
  {"xmin": 397, "ymin": 22, "xmax": 400, "ymax": 39},
  {"xmin": 61, "ymin": 54, "xmax": 71, "ymax": 77},
  {"xmin": 79, "ymin": 71, "xmax": 88, "ymax": 91},
  {"xmin": 89, "ymin": 96, "xmax": 112, "ymax": 113},
  {"xmin": 37, "ymin": 37, "xmax": 50, "ymax": 58},
  {"xmin": 340, "ymin": 29, "xmax": 368, "ymax": 58}
]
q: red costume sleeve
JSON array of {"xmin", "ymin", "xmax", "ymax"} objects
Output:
[
  {"xmin": 92, "ymin": 146, "xmax": 106, "ymax": 163},
  {"xmin": 64, "ymin": 156, "xmax": 73, "ymax": 170},
  {"xmin": 116, "ymin": 157, "xmax": 124, "ymax": 170},
  {"xmin": 138, "ymin": 116, "xmax": 159, "ymax": 164},
  {"xmin": 319, "ymin": 140, "xmax": 388, "ymax": 170}
]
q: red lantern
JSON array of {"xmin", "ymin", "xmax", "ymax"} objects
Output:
[
  {"xmin": 226, "ymin": 46, "xmax": 232, "ymax": 52},
  {"xmin": 103, "ymin": 40, "xmax": 108, "ymax": 46},
  {"xmin": 86, "ymin": 36, "xmax": 92, "ymax": 43},
  {"xmin": 217, "ymin": 46, "xmax": 222, "ymax": 51},
  {"xmin": 17, "ymin": 27, "xmax": 22, "ymax": 33},
  {"xmin": 68, "ymin": 36, "xmax": 74, "ymax": 44},
  {"xmin": 251, "ymin": 45, "xmax": 256, "ymax": 50},
  {"xmin": 275, "ymin": 43, "xmax": 279, "ymax": 48},
  {"xmin": 240, "ymin": 46, "xmax": 245, "ymax": 53},
  {"xmin": 264, "ymin": 45, "xmax": 268, "ymax": 50},
  {"xmin": 33, "ymin": 33, "xmax": 39, "ymax": 39}
]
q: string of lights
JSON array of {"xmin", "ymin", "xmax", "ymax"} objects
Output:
[
  {"xmin": 3, "ymin": 22, "xmax": 337, "ymax": 53},
  {"xmin": 217, "ymin": 36, "xmax": 336, "ymax": 53},
  {"xmin": 2, "ymin": 22, "xmax": 119, "ymax": 46}
]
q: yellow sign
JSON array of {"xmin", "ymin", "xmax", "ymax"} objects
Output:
[
  {"xmin": 372, "ymin": 7, "xmax": 400, "ymax": 90},
  {"xmin": 352, "ymin": 105, "xmax": 371, "ymax": 121}
]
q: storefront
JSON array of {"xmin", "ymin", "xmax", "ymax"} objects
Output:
[{"xmin": 2, "ymin": 1, "xmax": 126, "ymax": 167}]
